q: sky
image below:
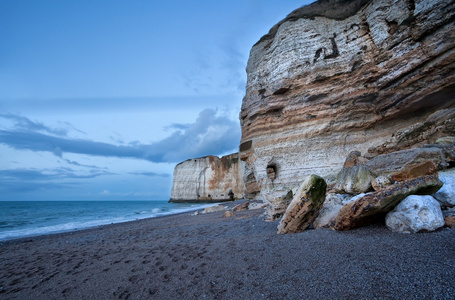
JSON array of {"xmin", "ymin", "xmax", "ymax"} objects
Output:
[{"xmin": 0, "ymin": 0, "xmax": 313, "ymax": 201}]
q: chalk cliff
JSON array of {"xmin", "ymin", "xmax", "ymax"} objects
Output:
[
  {"xmin": 239, "ymin": 0, "xmax": 455, "ymax": 208},
  {"xmin": 169, "ymin": 153, "xmax": 245, "ymax": 203}
]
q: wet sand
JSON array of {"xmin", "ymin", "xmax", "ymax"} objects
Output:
[{"xmin": 1, "ymin": 200, "xmax": 454, "ymax": 299}]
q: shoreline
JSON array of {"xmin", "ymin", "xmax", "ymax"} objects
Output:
[
  {"xmin": 0, "ymin": 200, "xmax": 238, "ymax": 244},
  {"xmin": 1, "ymin": 200, "xmax": 454, "ymax": 299}
]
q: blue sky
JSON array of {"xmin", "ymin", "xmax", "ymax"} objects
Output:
[{"xmin": 0, "ymin": 0, "xmax": 313, "ymax": 201}]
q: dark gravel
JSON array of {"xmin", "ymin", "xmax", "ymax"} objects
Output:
[{"xmin": 1, "ymin": 200, "xmax": 454, "ymax": 299}]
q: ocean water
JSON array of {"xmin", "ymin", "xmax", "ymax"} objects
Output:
[{"xmin": 0, "ymin": 201, "xmax": 215, "ymax": 241}]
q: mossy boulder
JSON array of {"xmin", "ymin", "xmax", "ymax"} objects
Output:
[
  {"xmin": 277, "ymin": 175, "xmax": 327, "ymax": 234},
  {"xmin": 335, "ymin": 165, "xmax": 376, "ymax": 194}
]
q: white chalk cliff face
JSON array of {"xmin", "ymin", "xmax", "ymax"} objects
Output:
[
  {"xmin": 239, "ymin": 0, "xmax": 455, "ymax": 203},
  {"xmin": 169, "ymin": 154, "xmax": 245, "ymax": 202}
]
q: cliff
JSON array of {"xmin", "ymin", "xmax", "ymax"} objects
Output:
[
  {"xmin": 169, "ymin": 153, "xmax": 245, "ymax": 203},
  {"xmin": 239, "ymin": 0, "xmax": 455, "ymax": 204}
]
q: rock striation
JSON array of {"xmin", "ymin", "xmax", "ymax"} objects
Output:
[
  {"xmin": 169, "ymin": 153, "xmax": 245, "ymax": 203},
  {"xmin": 239, "ymin": 0, "xmax": 455, "ymax": 214}
]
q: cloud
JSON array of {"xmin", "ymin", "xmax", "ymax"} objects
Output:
[
  {"xmin": 0, "ymin": 167, "xmax": 113, "ymax": 193},
  {"xmin": 0, "ymin": 113, "xmax": 75, "ymax": 136},
  {"xmin": 61, "ymin": 158, "xmax": 107, "ymax": 170},
  {"xmin": 0, "ymin": 108, "xmax": 240, "ymax": 163},
  {"xmin": 0, "ymin": 168, "xmax": 112, "ymax": 181}
]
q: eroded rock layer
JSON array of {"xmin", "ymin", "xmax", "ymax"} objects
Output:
[
  {"xmin": 239, "ymin": 0, "xmax": 455, "ymax": 202},
  {"xmin": 169, "ymin": 154, "xmax": 245, "ymax": 203}
]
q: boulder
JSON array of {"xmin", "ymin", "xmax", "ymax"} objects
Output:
[
  {"xmin": 390, "ymin": 161, "xmax": 438, "ymax": 182},
  {"xmin": 433, "ymin": 169, "xmax": 455, "ymax": 207},
  {"xmin": 222, "ymin": 211, "xmax": 235, "ymax": 218},
  {"xmin": 385, "ymin": 195, "xmax": 444, "ymax": 233},
  {"xmin": 371, "ymin": 175, "xmax": 392, "ymax": 191},
  {"xmin": 264, "ymin": 190, "xmax": 294, "ymax": 221},
  {"xmin": 343, "ymin": 151, "xmax": 362, "ymax": 168},
  {"xmin": 233, "ymin": 202, "xmax": 250, "ymax": 212},
  {"xmin": 203, "ymin": 205, "xmax": 226, "ymax": 214},
  {"xmin": 445, "ymin": 216, "xmax": 455, "ymax": 228},
  {"xmin": 436, "ymin": 137, "xmax": 455, "ymax": 145},
  {"xmin": 248, "ymin": 202, "xmax": 267, "ymax": 210},
  {"xmin": 334, "ymin": 165, "xmax": 376, "ymax": 194},
  {"xmin": 334, "ymin": 175, "xmax": 443, "ymax": 231},
  {"xmin": 313, "ymin": 193, "xmax": 344, "ymax": 229},
  {"xmin": 365, "ymin": 147, "xmax": 449, "ymax": 176},
  {"xmin": 277, "ymin": 175, "xmax": 327, "ymax": 234}
]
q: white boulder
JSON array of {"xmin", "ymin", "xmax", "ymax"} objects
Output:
[
  {"xmin": 313, "ymin": 194, "xmax": 344, "ymax": 228},
  {"xmin": 385, "ymin": 195, "xmax": 444, "ymax": 233},
  {"xmin": 433, "ymin": 169, "xmax": 455, "ymax": 207},
  {"xmin": 202, "ymin": 205, "xmax": 226, "ymax": 214}
]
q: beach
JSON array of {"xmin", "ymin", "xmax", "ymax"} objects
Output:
[{"xmin": 1, "ymin": 200, "xmax": 454, "ymax": 299}]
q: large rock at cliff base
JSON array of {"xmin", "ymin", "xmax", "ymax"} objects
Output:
[
  {"xmin": 445, "ymin": 216, "xmax": 455, "ymax": 228},
  {"xmin": 203, "ymin": 205, "xmax": 226, "ymax": 214},
  {"xmin": 264, "ymin": 190, "xmax": 294, "ymax": 221},
  {"xmin": 233, "ymin": 202, "xmax": 250, "ymax": 212},
  {"xmin": 334, "ymin": 175, "xmax": 443, "ymax": 231},
  {"xmin": 313, "ymin": 193, "xmax": 344, "ymax": 229},
  {"xmin": 390, "ymin": 161, "xmax": 438, "ymax": 182},
  {"xmin": 277, "ymin": 175, "xmax": 327, "ymax": 234},
  {"xmin": 385, "ymin": 195, "xmax": 444, "ymax": 233},
  {"xmin": 433, "ymin": 169, "xmax": 455, "ymax": 207},
  {"xmin": 335, "ymin": 164, "xmax": 376, "ymax": 194},
  {"xmin": 365, "ymin": 146, "xmax": 453, "ymax": 176}
]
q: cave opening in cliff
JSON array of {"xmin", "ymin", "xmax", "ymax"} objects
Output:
[{"xmin": 267, "ymin": 164, "xmax": 277, "ymax": 181}]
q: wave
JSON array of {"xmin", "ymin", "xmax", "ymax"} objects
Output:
[{"xmin": 0, "ymin": 201, "xmax": 219, "ymax": 241}]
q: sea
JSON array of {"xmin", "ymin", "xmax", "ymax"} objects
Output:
[{"xmin": 0, "ymin": 200, "xmax": 215, "ymax": 241}]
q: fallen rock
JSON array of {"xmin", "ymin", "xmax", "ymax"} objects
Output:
[
  {"xmin": 233, "ymin": 202, "xmax": 250, "ymax": 212},
  {"xmin": 433, "ymin": 169, "xmax": 455, "ymax": 207},
  {"xmin": 344, "ymin": 193, "xmax": 366, "ymax": 205},
  {"xmin": 277, "ymin": 175, "xmax": 327, "ymax": 234},
  {"xmin": 445, "ymin": 216, "xmax": 455, "ymax": 228},
  {"xmin": 390, "ymin": 161, "xmax": 438, "ymax": 182},
  {"xmin": 203, "ymin": 205, "xmax": 226, "ymax": 214},
  {"xmin": 436, "ymin": 137, "xmax": 455, "ymax": 145},
  {"xmin": 371, "ymin": 175, "xmax": 392, "ymax": 191},
  {"xmin": 334, "ymin": 175, "xmax": 443, "ymax": 231},
  {"xmin": 334, "ymin": 164, "xmax": 376, "ymax": 194},
  {"xmin": 264, "ymin": 190, "xmax": 294, "ymax": 221},
  {"xmin": 343, "ymin": 151, "xmax": 362, "ymax": 168},
  {"xmin": 248, "ymin": 202, "xmax": 267, "ymax": 210},
  {"xmin": 385, "ymin": 195, "xmax": 445, "ymax": 233},
  {"xmin": 365, "ymin": 147, "xmax": 448, "ymax": 176},
  {"xmin": 222, "ymin": 211, "xmax": 235, "ymax": 218},
  {"xmin": 313, "ymin": 194, "xmax": 343, "ymax": 229}
]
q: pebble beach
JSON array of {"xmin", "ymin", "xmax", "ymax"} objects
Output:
[{"xmin": 1, "ymin": 200, "xmax": 454, "ymax": 299}]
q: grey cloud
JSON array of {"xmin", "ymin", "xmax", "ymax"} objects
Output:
[
  {"xmin": 0, "ymin": 108, "xmax": 240, "ymax": 163},
  {"xmin": 0, "ymin": 168, "xmax": 112, "ymax": 181},
  {"xmin": 0, "ymin": 113, "xmax": 70, "ymax": 136},
  {"xmin": 61, "ymin": 158, "xmax": 107, "ymax": 170},
  {"xmin": 0, "ymin": 167, "xmax": 113, "ymax": 194}
]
